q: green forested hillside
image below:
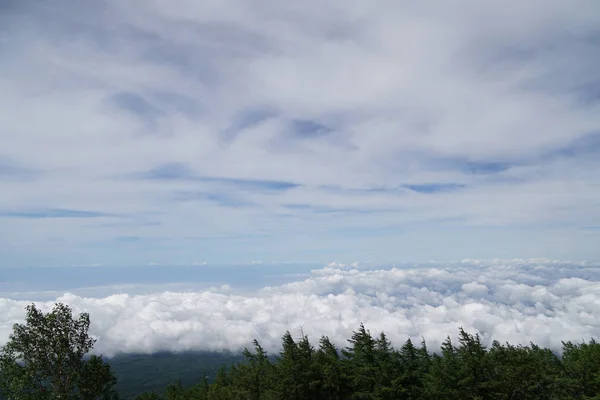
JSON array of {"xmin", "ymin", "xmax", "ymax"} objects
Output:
[
  {"xmin": 0, "ymin": 351, "xmax": 242, "ymax": 400},
  {"xmin": 108, "ymin": 352, "xmax": 244, "ymax": 399}
]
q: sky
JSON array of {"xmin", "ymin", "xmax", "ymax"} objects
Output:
[{"xmin": 1, "ymin": 0, "xmax": 600, "ymax": 266}]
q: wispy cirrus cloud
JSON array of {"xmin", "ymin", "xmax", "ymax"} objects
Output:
[
  {"xmin": 0, "ymin": 159, "xmax": 39, "ymax": 181},
  {"xmin": 0, "ymin": 209, "xmax": 114, "ymax": 219},
  {"xmin": 0, "ymin": 0, "xmax": 599, "ymax": 265}
]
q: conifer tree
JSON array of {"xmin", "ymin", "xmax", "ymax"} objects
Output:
[
  {"xmin": 342, "ymin": 324, "xmax": 378, "ymax": 399},
  {"xmin": 315, "ymin": 336, "xmax": 344, "ymax": 400}
]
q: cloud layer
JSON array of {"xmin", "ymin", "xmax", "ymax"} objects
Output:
[
  {"xmin": 1, "ymin": 260, "xmax": 599, "ymax": 356},
  {"xmin": 1, "ymin": 1, "xmax": 600, "ymax": 264}
]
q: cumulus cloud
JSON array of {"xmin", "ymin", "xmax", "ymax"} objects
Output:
[{"xmin": 1, "ymin": 260, "xmax": 599, "ymax": 357}]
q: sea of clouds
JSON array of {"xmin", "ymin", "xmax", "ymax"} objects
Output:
[{"xmin": 1, "ymin": 259, "xmax": 600, "ymax": 357}]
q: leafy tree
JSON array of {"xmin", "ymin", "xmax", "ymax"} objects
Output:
[
  {"xmin": 562, "ymin": 339, "xmax": 600, "ymax": 398},
  {"xmin": 0, "ymin": 303, "xmax": 117, "ymax": 400}
]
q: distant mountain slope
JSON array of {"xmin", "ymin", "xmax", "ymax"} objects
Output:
[{"xmin": 109, "ymin": 351, "xmax": 244, "ymax": 399}]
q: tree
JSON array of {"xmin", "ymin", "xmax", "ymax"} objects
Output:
[
  {"xmin": 295, "ymin": 333, "xmax": 319, "ymax": 400},
  {"xmin": 342, "ymin": 324, "xmax": 378, "ymax": 399},
  {"xmin": 0, "ymin": 303, "xmax": 117, "ymax": 400},
  {"xmin": 207, "ymin": 365, "xmax": 235, "ymax": 400},
  {"xmin": 394, "ymin": 338, "xmax": 429, "ymax": 399},
  {"xmin": 314, "ymin": 336, "xmax": 345, "ymax": 400},
  {"xmin": 236, "ymin": 339, "xmax": 276, "ymax": 400},
  {"xmin": 454, "ymin": 328, "xmax": 488, "ymax": 399},
  {"xmin": 424, "ymin": 336, "xmax": 461, "ymax": 399},
  {"xmin": 274, "ymin": 331, "xmax": 319, "ymax": 399},
  {"xmin": 373, "ymin": 332, "xmax": 398, "ymax": 400},
  {"xmin": 562, "ymin": 339, "xmax": 600, "ymax": 398},
  {"xmin": 276, "ymin": 332, "xmax": 301, "ymax": 400},
  {"xmin": 134, "ymin": 393, "xmax": 164, "ymax": 400}
]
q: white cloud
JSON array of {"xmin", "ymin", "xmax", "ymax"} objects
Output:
[
  {"xmin": 1, "ymin": 0, "xmax": 600, "ymax": 264},
  {"xmin": 1, "ymin": 260, "xmax": 599, "ymax": 356}
]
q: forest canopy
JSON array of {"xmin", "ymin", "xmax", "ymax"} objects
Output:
[
  {"xmin": 149, "ymin": 324, "xmax": 600, "ymax": 400},
  {"xmin": 1, "ymin": 303, "xmax": 599, "ymax": 400}
]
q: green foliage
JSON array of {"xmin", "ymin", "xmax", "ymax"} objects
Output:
[
  {"xmin": 133, "ymin": 393, "xmax": 164, "ymax": 400},
  {"xmin": 235, "ymin": 339, "xmax": 276, "ymax": 400},
  {"xmin": 0, "ymin": 303, "xmax": 116, "ymax": 400},
  {"xmin": 342, "ymin": 323, "xmax": 378, "ymax": 399},
  {"xmin": 314, "ymin": 336, "xmax": 344, "ymax": 399},
  {"xmin": 194, "ymin": 325, "xmax": 599, "ymax": 400},
  {"xmin": 4, "ymin": 304, "xmax": 600, "ymax": 400},
  {"xmin": 394, "ymin": 338, "xmax": 429, "ymax": 399},
  {"xmin": 562, "ymin": 339, "xmax": 600, "ymax": 398}
]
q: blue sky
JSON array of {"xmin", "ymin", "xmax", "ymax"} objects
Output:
[{"xmin": 1, "ymin": 0, "xmax": 600, "ymax": 266}]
